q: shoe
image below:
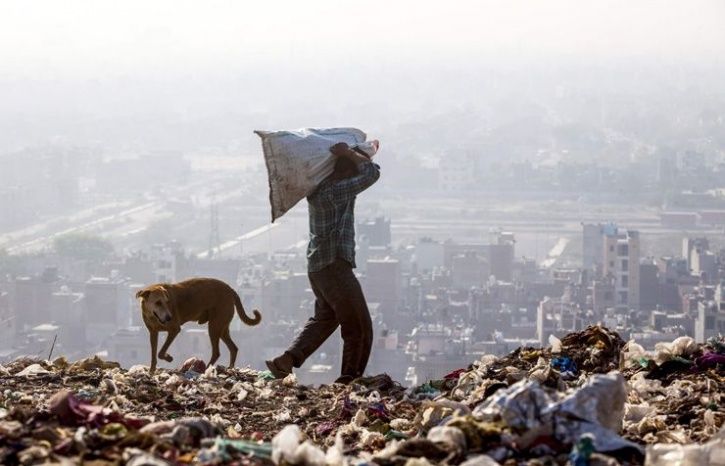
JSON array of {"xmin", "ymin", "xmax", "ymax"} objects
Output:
[
  {"xmin": 265, "ymin": 355, "xmax": 292, "ymax": 379},
  {"xmin": 333, "ymin": 375, "xmax": 355, "ymax": 385}
]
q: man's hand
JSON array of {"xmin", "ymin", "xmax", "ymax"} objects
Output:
[{"xmin": 330, "ymin": 142, "xmax": 352, "ymax": 157}]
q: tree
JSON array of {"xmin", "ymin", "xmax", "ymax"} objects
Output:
[
  {"xmin": 52, "ymin": 233, "xmax": 114, "ymax": 261},
  {"xmin": 0, "ymin": 248, "xmax": 25, "ymax": 276}
]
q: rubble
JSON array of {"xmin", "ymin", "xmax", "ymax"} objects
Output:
[{"xmin": 0, "ymin": 326, "xmax": 723, "ymax": 465}]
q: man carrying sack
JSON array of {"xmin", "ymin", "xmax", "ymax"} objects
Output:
[{"xmin": 266, "ymin": 141, "xmax": 381, "ymax": 384}]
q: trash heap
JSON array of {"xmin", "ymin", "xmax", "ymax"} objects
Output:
[{"xmin": 1, "ymin": 326, "xmax": 723, "ymax": 466}]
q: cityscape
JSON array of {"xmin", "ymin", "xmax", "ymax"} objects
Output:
[
  {"xmin": 1, "ymin": 2, "xmax": 725, "ymax": 464},
  {"xmin": 2, "ymin": 135, "xmax": 725, "ymax": 386}
]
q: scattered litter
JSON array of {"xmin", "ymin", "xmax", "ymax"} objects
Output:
[{"xmin": 0, "ymin": 327, "xmax": 721, "ymax": 465}]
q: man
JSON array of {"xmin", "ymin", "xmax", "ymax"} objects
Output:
[{"xmin": 266, "ymin": 141, "xmax": 381, "ymax": 384}]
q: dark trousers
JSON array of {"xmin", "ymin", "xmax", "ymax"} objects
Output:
[{"xmin": 286, "ymin": 259, "xmax": 373, "ymax": 378}]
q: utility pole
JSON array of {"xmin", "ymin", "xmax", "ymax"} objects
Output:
[{"xmin": 208, "ymin": 198, "xmax": 221, "ymax": 259}]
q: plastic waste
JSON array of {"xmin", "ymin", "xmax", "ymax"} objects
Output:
[
  {"xmin": 197, "ymin": 437, "xmax": 273, "ymax": 463},
  {"xmin": 569, "ymin": 433, "xmax": 596, "ymax": 466},
  {"xmin": 15, "ymin": 364, "xmax": 50, "ymax": 377},
  {"xmin": 127, "ymin": 365, "xmax": 147, "ymax": 375},
  {"xmin": 427, "ymin": 425, "xmax": 467, "ymax": 452},
  {"xmin": 549, "ymin": 334, "xmax": 562, "ymax": 353},
  {"xmin": 256, "ymin": 127, "xmax": 377, "ymax": 222},
  {"xmin": 695, "ymin": 352, "xmax": 725, "ymax": 370},
  {"xmin": 179, "ymin": 357, "xmax": 206, "ymax": 374},
  {"xmin": 458, "ymin": 455, "xmax": 501, "ymax": 466},
  {"xmin": 123, "ymin": 448, "xmax": 172, "ymax": 466},
  {"xmin": 653, "ymin": 336, "xmax": 698, "ymax": 365},
  {"xmin": 706, "ymin": 336, "xmax": 725, "ymax": 354},
  {"xmin": 551, "ymin": 356, "xmax": 578, "ymax": 378},
  {"xmin": 645, "ymin": 426, "xmax": 725, "ymax": 466},
  {"xmin": 272, "ymin": 424, "xmax": 302, "ymax": 464},
  {"xmin": 473, "ymin": 373, "xmax": 640, "ymax": 455},
  {"xmin": 622, "ymin": 341, "xmax": 650, "ymax": 368}
]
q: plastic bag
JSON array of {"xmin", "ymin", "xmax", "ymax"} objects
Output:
[
  {"xmin": 653, "ymin": 336, "xmax": 697, "ymax": 365},
  {"xmin": 645, "ymin": 426, "xmax": 725, "ymax": 465},
  {"xmin": 473, "ymin": 373, "xmax": 642, "ymax": 455},
  {"xmin": 15, "ymin": 364, "xmax": 50, "ymax": 376},
  {"xmin": 255, "ymin": 127, "xmax": 377, "ymax": 222},
  {"xmin": 549, "ymin": 334, "xmax": 562, "ymax": 353},
  {"xmin": 622, "ymin": 340, "xmax": 650, "ymax": 368},
  {"xmin": 427, "ymin": 426, "xmax": 467, "ymax": 451}
]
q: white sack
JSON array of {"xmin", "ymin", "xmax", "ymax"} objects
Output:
[{"xmin": 255, "ymin": 127, "xmax": 376, "ymax": 222}]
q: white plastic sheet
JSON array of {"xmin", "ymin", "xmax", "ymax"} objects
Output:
[
  {"xmin": 255, "ymin": 128, "xmax": 376, "ymax": 222},
  {"xmin": 473, "ymin": 372, "xmax": 643, "ymax": 455},
  {"xmin": 645, "ymin": 426, "xmax": 725, "ymax": 466}
]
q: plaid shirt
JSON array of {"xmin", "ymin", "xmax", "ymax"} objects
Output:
[{"xmin": 306, "ymin": 161, "xmax": 381, "ymax": 272}]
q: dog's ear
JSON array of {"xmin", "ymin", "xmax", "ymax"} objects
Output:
[{"xmin": 136, "ymin": 289, "xmax": 151, "ymax": 300}]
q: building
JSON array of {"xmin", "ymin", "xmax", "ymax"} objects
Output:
[
  {"xmin": 364, "ymin": 258, "xmax": 401, "ymax": 314},
  {"xmin": 261, "ymin": 272, "xmax": 310, "ymax": 322},
  {"xmin": 84, "ymin": 277, "xmax": 129, "ymax": 345},
  {"xmin": 489, "ymin": 232, "xmax": 515, "ymax": 282},
  {"xmin": 682, "ymin": 237, "xmax": 710, "ymax": 270},
  {"xmin": 591, "ymin": 278, "xmax": 615, "ymax": 316},
  {"xmin": 582, "ymin": 223, "xmax": 605, "ymax": 270},
  {"xmin": 12, "ymin": 270, "xmax": 57, "ymax": 332},
  {"xmin": 357, "ymin": 217, "xmax": 391, "ymax": 247},
  {"xmin": 536, "ymin": 296, "xmax": 583, "ymax": 346},
  {"xmin": 49, "ymin": 288, "xmax": 86, "ymax": 351},
  {"xmin": 450, "ymin": 252, "xmax": 488, "ymax": 289},
  {"xmin": 415, "ymin": 238, "xmax": 445, "ymax": 272},
  {"xmin": 602, "ymin": 227, "xmax": 640, "ymax": 310},
  {"xmin": 694, "ymin": 281, "xmax": 725, "ymax": 342}
]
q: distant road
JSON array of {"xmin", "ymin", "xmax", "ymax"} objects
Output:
[{"xmin": 0, "ymin": 175, "xmax": 232, "ymax": 255}]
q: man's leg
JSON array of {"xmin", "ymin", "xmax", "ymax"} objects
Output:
[
  {"xmin": 267, "ymin": 270, "xmax": 339, "ymax": 378},
  {"xmin": 317, "ymin": 260, "xmax": 373, "ymax": 380},
  {"xmin": 286, "ymin": 276, "xmax": 339, "ymax": 367}
]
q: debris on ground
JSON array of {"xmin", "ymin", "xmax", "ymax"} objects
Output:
[{"xmin": 0, "ymin": 326, "xmax": 723, "ymax": 465}]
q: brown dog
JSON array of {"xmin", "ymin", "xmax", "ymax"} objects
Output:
[{"xmin": 136, "ymin": 277, "xmax": 261, "ymax": 373}]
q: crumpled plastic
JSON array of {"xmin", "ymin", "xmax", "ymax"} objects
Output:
[
  {"xmin": 473, "ymin": 372, "xmax": 641, "ymax": 456},
  {"xmin": 271, "ymin": 424, "xmax": 344, "ymax": 466},
  {"xmin": 49, "ymin": 389, "xmax": 147, "ymax": 429},
  {"xmin": 653, "ymin": 336, "xmax": 698, "ymax": 365},
  {"xmin": 695, "ymin": 352, "xmax": 725, "ymax": 370},
  {"xmin": 15, "ymin": 363, "xmax": 50, "ymax": 377},
  {"xmin": 179, "ymin": 357, "xmax": 207, "ymax": 374},
  {"xmin": 645, "ymin": 425, "xmax": 725, "ymax": 466}
]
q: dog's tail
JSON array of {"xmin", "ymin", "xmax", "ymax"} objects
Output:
[{"xmin": 233, "ymin": 290, "xmax": 262, "ymax": 326}]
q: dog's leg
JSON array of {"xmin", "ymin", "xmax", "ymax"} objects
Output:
[
  {"xmin": 207, "ymin": 327, "xmax": 222, "ymax": 367},
  {"xmin": 221, "ymin": 328, "xmax": 238, "ymax": 368},
  {"xmin": 158, "ymin": 327, "xmax": 180, "ymax": 362},
  {"xmin": 149, "ymin": 330, "xmax": 159, "ymax": 373}
]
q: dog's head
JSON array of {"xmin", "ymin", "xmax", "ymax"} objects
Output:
[{"xmin": 136, "ymin": 285, "xmax": 173, "ymax": 325}]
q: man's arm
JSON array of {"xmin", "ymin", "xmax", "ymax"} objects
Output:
[
  {"xmin": 328, "ymin": 143, "xmax": 380, "ymax": 202},
  {"xmin": 330, "ymin": 142, "xmax": 371, "ymax": 167}
]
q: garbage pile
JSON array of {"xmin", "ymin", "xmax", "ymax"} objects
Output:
[{"xmin": 1, "ymin": 326, "xmax": 723, "ymax": 465}]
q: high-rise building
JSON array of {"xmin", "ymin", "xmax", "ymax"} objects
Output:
[
  {"xmin": 489, "ymin": 232, "xmax": 515, "ymax": 282},
  {"xmin": 357, "ymin": 217, "xmax": 391, "ymax": 248},
  {"xmin": 364, "ymin": 258, "xmax": 401, "ymax": 314},
  {"xmin": 602, "ymin": 228, "xmax": 640, "ymax": 311},
  {"xmin": 695, "ymin": 281, "xmax": 725, "ymax": 342},
  {"xmin": 450, "ymin": 252, "xmax": 489, "ymax": 289},
  {"xmin": 582, "ymin": 222, "xmax": 617, "ymax": 271},
  {"xmin": 682, "ymin": 237, "xmax": 709, "ymax": 269}
]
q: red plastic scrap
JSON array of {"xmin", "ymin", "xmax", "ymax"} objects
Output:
[
  {"xmin": 444, "ymin": 368, "xmax": 467, "ymax": 381},
  {"xmin": 49, "ymin": 390, "xmax": 147, "ymax": 429}
]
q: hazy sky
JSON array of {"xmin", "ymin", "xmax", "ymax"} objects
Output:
[{"xmin": 2, "ymin": 0, "xmax": 725, "ymax": 77}]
